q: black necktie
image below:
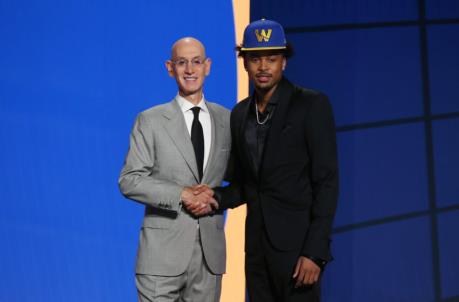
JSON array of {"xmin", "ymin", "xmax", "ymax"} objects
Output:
[{"xmin": 190, "ymin": 107, "xmax": 204, "ymax": 181}]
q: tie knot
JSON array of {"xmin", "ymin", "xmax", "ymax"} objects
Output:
[{"xmin": 191, "ymin": 106, "xmax": 201, "ymax": 118}]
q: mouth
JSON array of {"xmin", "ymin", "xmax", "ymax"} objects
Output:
[
  {"xmin": 184, "ymin": 76, "xmax": 198, "ymax": 82},
  {"xmin": 256, "ymin": 74, "xmax": 271, "ymax": 83}
]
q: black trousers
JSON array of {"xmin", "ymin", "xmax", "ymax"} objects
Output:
[{"xmin": 245, "ymin": 209, "xmax": 321, "ymax": 302}]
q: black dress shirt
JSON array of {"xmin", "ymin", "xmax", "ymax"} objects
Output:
[{"xmin": 245, "ymin": 89, "xmax": 279, "ymax": 175}]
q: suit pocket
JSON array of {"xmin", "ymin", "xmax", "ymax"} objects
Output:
[
  {"xmin": 142, "ymin": 215, "xmax": 175, "ymax": 229},
  {"xmin": 277, "ymin": 146, "xmax": 308, "ymax": 164}
]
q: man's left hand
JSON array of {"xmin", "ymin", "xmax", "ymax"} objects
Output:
[{"xmin": 292, "ymin": 256, "xmax": 321, "ymax": 288}]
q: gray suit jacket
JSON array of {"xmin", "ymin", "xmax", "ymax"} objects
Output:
[{"xmin": 119, "ymin": 98, "xmax": 231, "ymax": 276}]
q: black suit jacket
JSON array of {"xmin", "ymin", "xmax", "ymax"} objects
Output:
[{"xmin": 219, "ymin": 77, "xmax": 338, "ymax": 261}]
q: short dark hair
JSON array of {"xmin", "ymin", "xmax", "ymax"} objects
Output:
[{"xmin": 235, "ymin": 41, "xmax": 294, "ymax": 59}]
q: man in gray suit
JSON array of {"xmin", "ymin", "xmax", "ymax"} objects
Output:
[{"xmin": 119, "ymin": 37, "xmax": 230, "ymax": 302}]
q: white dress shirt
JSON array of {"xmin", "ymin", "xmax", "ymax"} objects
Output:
[{"xmin": 176, "ymin": 94, "xmax": 212, "ymax": 172}]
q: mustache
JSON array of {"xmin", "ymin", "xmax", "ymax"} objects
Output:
[{"xmin": 256, "ymin": 73, "xmax": 271, "ymax": 77}]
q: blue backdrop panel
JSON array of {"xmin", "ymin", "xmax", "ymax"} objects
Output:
[
  {"xmin": 335, "ymin": 123, "xmax": 428, "ymax": 227},
  {"xmin": 0, "ymin": 0, "xmax": 236, "ymax": 301},
  {"xmin": 286, "ymin": 27, "xmax": 423, "ymax": 127},
  {"xmin": 251, "ymin": 0, "xmax": 459, "ymax": 301},
  {"xmin": 250, "ymin": 0, "xmax": 418, "ymax": 28},
  {"xmin": 428, "ymin": 24, "xmax": 459, "ymax": 115},
  {"xmin": 433, "ymin": 118, "xmax": 459, "ymax": 208},
  {"xmin": 323, "ymin": 217, "xmax": 434, "ymax": 302},
  {"xmin": 426, "ymin": 0, "xmax": 459, "ymax": 19},
  {"xmin": 438, "ymin": 211, "xmax": 459, "ymax": 299}
]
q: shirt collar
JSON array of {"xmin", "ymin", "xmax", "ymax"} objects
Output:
[
  {"xmin": 176, "ymin": 94, "xmax": 208, "ymax": 113},
  {"xmin": 268, "ymin": 84, "xmax": 281, "ymax": 105},
  {"xmin": 250, "ymin": 83, "xmax": 280, "ymax": 116},
  {"xmin": 251, "ymin": 80, "xmax": 281, "ymax": 108}
]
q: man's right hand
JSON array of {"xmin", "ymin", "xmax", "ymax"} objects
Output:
[
  {"xmin": 181, "ymin": 185, "xmax": 218, "ymax": 217},
  {"xmin": 192, "ymin": 184, "xmax": 214, "ymax": 197}
]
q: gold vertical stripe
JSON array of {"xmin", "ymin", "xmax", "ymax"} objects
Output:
[
  {"xmin": 233, "ymin": 0, "xmax": 250, "ymax": 102},
  {"xmin": 220, "ymin": 1, "xmax": 249, "ymax": 302}
]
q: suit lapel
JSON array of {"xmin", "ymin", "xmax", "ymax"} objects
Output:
[
  {"xmin": 260, "ymin": 78, "xmax": 295, "ymax": 177},
  {"xmin": 161, "ymin": 100, "xmax": 200, "ymax": 183},
  {"xmin": 238, "ymin": 97, "xmax": 259, "ymax": 181}
]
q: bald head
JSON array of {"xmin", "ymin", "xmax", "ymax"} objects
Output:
[
  {"xmin": 166, "ymin": 37, "xmax": 211, "ymax": 104},
  {"xmin": 171, "ymin": 37, "xmax": 206, "ymax": 59}
]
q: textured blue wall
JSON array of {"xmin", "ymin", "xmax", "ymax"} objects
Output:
[
  {"xmin": 251, "ymin": 0, "xmax": 459, "ymax": 301},
  {"xmin": 0, "ymin": 1, "xmax": 236, "ymax": 301}
]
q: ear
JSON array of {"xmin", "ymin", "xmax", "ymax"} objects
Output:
[
  {"xmin": 282, "ymin": 57, "xmax": 287, "ymax": 71},
  {"xmin": 165, "ymin": 60, "xmax": 175, "ymax": 77},
  {"xmin": 204, "ymin": 58, "xmax": 212, "ymax": 76}
]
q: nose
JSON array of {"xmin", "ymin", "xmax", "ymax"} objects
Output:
[
  {"xmin": 185, "ymin": 61, "xmax": 193, "ymax": 74},
  {"xmin": 258, "ymin": 58, "xmax": 268, "ymax": 71}
]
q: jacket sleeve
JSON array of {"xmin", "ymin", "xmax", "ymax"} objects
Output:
[
  {"xmin": 118, "ymin": 112, "xmax": 183, "ymax": 213},
  {"xmin": 301, "ymin": 93, "xmax": 339, "ymax": 262}
]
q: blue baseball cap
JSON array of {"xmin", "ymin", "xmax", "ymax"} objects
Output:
[{"xmin": 241, "ymin": 19, "xmax": 287, "ymax": 51}]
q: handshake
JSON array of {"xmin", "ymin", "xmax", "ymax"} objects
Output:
[{"xmin": 180, "ymin": 185, "xmax": 218, "ymax": 217}]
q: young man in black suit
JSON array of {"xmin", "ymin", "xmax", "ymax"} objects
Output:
[{"xmin": 192, "ymin": 19, "xmax": 339, "ymax": 302}]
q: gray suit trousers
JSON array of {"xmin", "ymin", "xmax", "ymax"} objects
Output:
[{"xmin": 136, "ymin": 229, "xmax": 222, "ymax": 302}]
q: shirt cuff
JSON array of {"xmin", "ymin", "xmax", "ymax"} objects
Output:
[{"xmin": 304, "ymin": 255, "xmax": 327, "ymax": 270}]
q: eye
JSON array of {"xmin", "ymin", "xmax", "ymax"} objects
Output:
[
  {"xmin": 192, "ymin": 58, "xmax": 204, "ymax": 66},
  {"xmin": 175, "ymin": 59, "xmax": 187, "ymax": 67}
]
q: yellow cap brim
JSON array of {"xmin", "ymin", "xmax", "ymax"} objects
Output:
[{"xmin": 240, "ymin": 46, "xmax": 287, "ymax": 51}]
